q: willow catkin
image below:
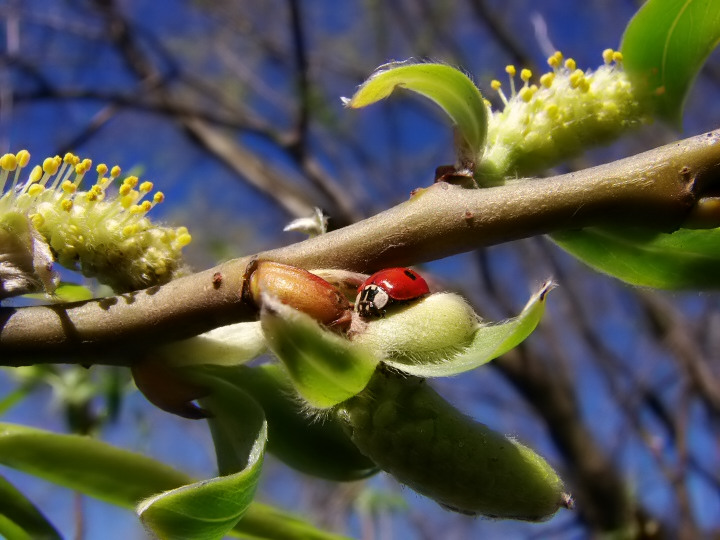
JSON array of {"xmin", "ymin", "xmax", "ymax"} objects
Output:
[{"xmin": 336, "ymin": 370, "xmax": 570, "ymax": 521}]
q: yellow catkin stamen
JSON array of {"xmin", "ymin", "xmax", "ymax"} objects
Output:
[
  {"xmin": 61, "ymin": 180, "xmax": 77, "ymax": 194},
  {"xmin": 61, "ymin": 199, "xmax": 73, "ymax": 211},
  {"xmin": 16, "ymin": 150, "xmax": 30, "ymax": 168},
  {"xmin": 28, "ymin": 184, "xmax": 44, "ymax": 197},
  {"xmin": 118, "ymin": 184, "xmax": 132, "ymax": 197},
  {"xmin": 30, "ymin": 213, "xmax": 44, "ymax": 228},
  {"xmin": 63, "ymin": 153, "xmax": 75, "ymax": 165},
  {"xmin": 176, "ymin": 232, "xmax": 192, "ymax": 246},
  {"xmin": 139, "ymin": 181, "xmax": 153, "ymax": 193},
  {"xmin": 545, "ymin": 103, "xmax": 559, "ymax": 118},
  {"xmin": 1, "ymin": 153, "xmax": 17, "ymax": 171},
  {"xmin": 564, "ymin": 58, "xmax": 577, "ymax": 71},
  {"xmin": 110, "ymin": 165, "xmax": 121, "ymax": 178},
  {"xmin": 520, "ymin": 68, "xmax": 532, "ymax": 84},
  {"xmin": 569, "ymin": 69, "xmax": 585, "ymax": 89},
  {"xmin": 42, "ymin": 157, "xmax": 60, "ymax": 175},
  {"xmin": 122, "ymin": 224, "xmax": 138, "ymax": 237},
  {"xmin": 540, "ymin": 72, "xmax": 555, "ymax": 88},
  {"xmin": 121, "ymin": 191, "xmax": 138, "ymax": 208},
  {"xmin": 519, "ymin": 86, "xmax": 534, "ymax": 102},
  {"xmin": 548, "ymin": 51, "xmax": 562, "ymax": 70},
  {"xmin": 490, "ymin": 79, "xmax": 508, "ymax": 107},
  {"xmin": 578, "ymin": 78, "xmax": 591, "ymax": 93},
  {"xmin": 96, "ymin": 163, "xmax": 108, "ymax": 176},
  {"xmin": 124, "ymin": 175, "xmax": 139, "ymax": 189},
  {"xmin": 85, "ymin": 191, "xmax": 98, "ymax": 202},
  {"xmin": 602, "ymin": 48, "xmax": 614, "ymax": 65},
  {"xmin": 505, "ymin": 65, "xmax": 517, "ymax": 96},
  {"xmin": 29, "ymin": 165, "xmax": 43, "ymax": 184},
  {"xmin": 612, "ymin": 51, "xmax": 623, "ymax": 64},
  {"xmin": 153, "ymin": 192, "xmax": 165, "ymax": 204}
]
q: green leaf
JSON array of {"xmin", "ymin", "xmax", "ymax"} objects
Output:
[
  {"xmin": 138, "ymin": 375, "xmax": 267, "ymax": 540},
  {"xmin": 383, "ymin": 282, "xmax": 553, "ymax": 377},
  {"xmin": 157, "ymin": 321, "xmax": 267, "ymax": 367},
  {"xmin": 0, "ymin": 422, "xmax": 190, "ymax": 507},
  {"xmin": 344, "ymin": 62, "xmax": 488, "ymax": 167},
  {"xmin": 23, "ymin": 282, "xmax": 94, "ymax": 302},
  {"xmin": 621, "ymin": 0, "xmax": 720, "ymax": 126},
  {"xmin": 0, "ymin": 384, "xmax": 33, "ymax": 415},
  {"xmin": 552, "ymin": 226, "xmax": 720, "ymax": 289},
  {"xmin": 0, "ymin": 474, "xmax": 62, "ymax": 540},
  {"xmin": 261, "ymin": 297, "xmax": 378, "ymax": 408},
  {"xmin": 196, "ymin": 364, "xmax": 379, "ymax": 481},
  {"xmin": 0, "ymin": 422, "xmax": 345, "ymax": 540}
]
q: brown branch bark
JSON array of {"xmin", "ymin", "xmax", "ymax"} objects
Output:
[{"xmin": 1, "ymin": 129, "xmax": 720, "ymax": 361}]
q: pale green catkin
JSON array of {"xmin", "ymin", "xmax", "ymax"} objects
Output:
[{"xmin": 336, "ymin": 370, "xmax": 569, "ymax": 521}]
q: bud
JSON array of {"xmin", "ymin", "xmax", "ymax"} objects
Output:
[
  {"xmin": 247, "ymin": 261, "xmax": 352, "ymax": 332},
  {"xmin": 336, "ymin": 370, "xmax": 571, "ymax": 520},
  {"xmin": 350, "ymin": 292, "xmax": 479, "ymax": 363}
]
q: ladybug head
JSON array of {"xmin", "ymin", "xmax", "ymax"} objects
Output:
[{"xmin": 355, "ymin": 284, "xmax": 389, "ymax": 318}]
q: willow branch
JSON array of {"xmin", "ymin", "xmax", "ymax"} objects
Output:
[{"xmin": 2, "ymin": 130, "xmax": 720, "ymax": 362}]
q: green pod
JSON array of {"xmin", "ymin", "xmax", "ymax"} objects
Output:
[
  {"xmin": 201, "ymin": 364, "xmax": 379, "ymax": 482},
  {"xmin": 336, "ymin": 370, "xmax": 571, "ymax": 521}
]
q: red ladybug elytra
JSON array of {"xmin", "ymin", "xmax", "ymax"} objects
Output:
[{"xmin": 355, "ymin": 267, "xmax": 430, "ymax": 318}]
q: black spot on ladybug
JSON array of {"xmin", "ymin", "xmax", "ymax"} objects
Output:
[{"xmin": 404, "ymin": 269, "xmax": 418, "ymax": 280}]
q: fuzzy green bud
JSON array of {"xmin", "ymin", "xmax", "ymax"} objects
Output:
[
  {"xmin": 350, "ymin": 292, "xmax": 479, "ymax": 363},
  {"xmin": 336, "ymin": 371, "xmax": 571, "ymax": 520}
]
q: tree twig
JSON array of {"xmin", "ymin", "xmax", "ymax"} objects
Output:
[{"xmin": 1, "ymin": 129, "xmax": 720, "ymax": 361}]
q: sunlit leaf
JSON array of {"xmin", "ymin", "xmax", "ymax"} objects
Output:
[
  {"xmin": 552, "ymin": 226, "xmax": 720, "ymax": 289},
  {"xmin": 382, "ymin": 282, "xmax": 553, "ymax": 377},
  {"xmin": 138, "ymin": 375, "xmax": 266, "ymax": 540},
  {"xmin": 0, "ymin": 475, "xmax": 61, "ymax": 540},
  {"xmin": 621, "ymin": 0, "xmax": 720, "ymax": 126},
  {"xmin": 261, "ymin": 296, "xmax": 378, "ymax": 408},
  {"xmin": 0, "ymin": 422, "xmax": 345, "ymax": 540},
  {"xmin": 23, "ymin": 282, "xmax": 93, "ymax": 302},
  {"xmin": 344, "ymin": 62, "xmax": 488, "ymax": 167}
]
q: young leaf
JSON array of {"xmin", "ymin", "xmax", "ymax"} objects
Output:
[
  {"xmin": 261, "ymin": 296, "xmax": 378, "ymax": 408},
  {"xmin": 138, "ymin": 375, "xmax": 267, "ymax": 540},
  {"xmin": 552, "ymin": 226, "xmax": 720, "ymax": 289},
  {"xmin": 382, "ymin": 282, "xmax": 553, "ymax": 377},
  {"xmin": 0, "ymin": 475, "xmax": 62, "ymax": 540},
  {"xmin": 621, "ymin": 0, "xmax": 720, "ymax": 127},
  {"xmin": 0, "ymin": 422, "xmax": 343, "ymax": 540},
  {"xmin": 344, "ymin": 62, "xmax": 488, "ymax": 167},
  {"xmin": 196, "ymin": 364, "xmax": 379, "ymax": 481},
  {"xmin": 157, "ymin": 321, "xmax": 267, "ymax": 367},
  {"xmin": 22, "ymin": 282, "xmax": 93, "ymax": 302}
]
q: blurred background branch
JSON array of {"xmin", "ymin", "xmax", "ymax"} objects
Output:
[{"xmin": 2, "ymin": 1, "xmax": 720, "ymax": 538}]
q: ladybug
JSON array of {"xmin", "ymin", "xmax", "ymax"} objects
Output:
[{"xmin": 355, "ymin": 267, "xmax": 430, "ymax": 318}]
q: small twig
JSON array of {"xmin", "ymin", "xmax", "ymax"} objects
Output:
[{"xmin": 1, "ymin": 130, "xmax": 720, "ymax": 362}]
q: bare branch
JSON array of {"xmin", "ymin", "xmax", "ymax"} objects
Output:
[{"xmin": 1, "ymin": 130, "xmax": 719, "ymax": 361}]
